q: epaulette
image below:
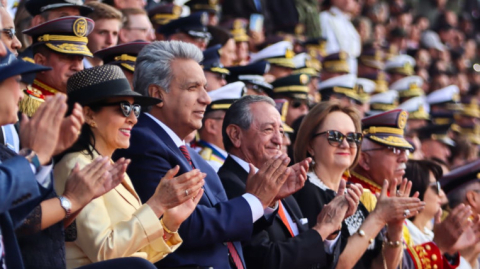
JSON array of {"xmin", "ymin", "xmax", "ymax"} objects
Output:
[
  {"xmin": 199, "ymin": 147, "xmax": 213, "ymax": 161},
  {"xmin": 18, "ymin": 86, "xmax": 45, "ymax": 117}
]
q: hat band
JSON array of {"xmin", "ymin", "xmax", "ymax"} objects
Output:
[
  {"xmin": 333, "ymin": 86, "xmax": 357, "ymax": 98},
  {"xmin": 409, "ymin": 110, "xmax": 430, "ymax": 120},
  {"xmin": 192, "ymin": 4, "xmax": 219, "ymax": 10},
  {"xmin": 68, "ymin": 78, "xmax": 131, "ymax": 105},
  {"xmin": 114, "ymin": 54, "xmax": 137, "ymax": 62},
  {"xmin": 293, "ymin": 68, "xmax": 319, "ymax": 77},
  {"xmin": 273, "ymin": 85, "xmax": 309, "ymax": 93},
  {"xmin": 266, "ymin": 58, "xmax": 295, "ymax": 69},
  {"xmin": 38, "ymin": 34, "xmax": 88, "ymax": 43},
  {"xmin": 120, "ymin": 63, "xmax": 135, "ymax": 72},
  {"xmin": 211, "ymin": 104, "xmax": 231, "ymax": 110},
  {"xmin": 363, "ymin": 126, "xmax": 404, "ymax": 136},
  {"xmin": 45, "ymin": 43, "xmax": 92, "ymax": 57},
  {"xmin": 153, "ymin": 14, "xmax": 180, "ymax": 20},
  {"xmin": 387, "ymin": 67, "xmax": 413, "ymax": 75},
  {"xmin": 209, "ymin": 67, "xmax": 230, "ymax": 74},
  {"xmin": 370, "ymin": 103, "xmax": 397, "ymax": 111},
  {"xmin": 374, "ymin": 81, "xmax": 388, "ymax": 93}
]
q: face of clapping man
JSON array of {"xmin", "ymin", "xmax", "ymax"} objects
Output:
[
  {"xmin": 34, "ymin": 50, "xmax": 83, "ymax": 93},
  {"xmin": 153, "ymin": 58, "xmax": 211, "ymax": 139},
  {"xmin": 0, "ymin": 7, "xmax": 21, "ymax": 55},
  {"xmin": 227, "ymin": 101, "xmax": 283, "ymax": 168},
  {"xmin": 358, "ymin": 139, "xmax": 409, "ymax": 187}
]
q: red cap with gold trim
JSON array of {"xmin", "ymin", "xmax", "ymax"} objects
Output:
[
  {"xmin": 23, "ymin": 16, "xmax": 94, "ymax": 57},
  {"xmin": 362, "ymin": 109, "xmax": 413, "ymax": 150}
]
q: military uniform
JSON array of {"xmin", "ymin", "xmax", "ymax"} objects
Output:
[
  {"xmin": 19, "ymin": 16, "xmax": 94, "ymax": 117},
  {"xmin": 321, "ymin": 51, "xmax": 350, "ymax": 75},
  {"xmin": 250, "ymin": 41, "xmax": 296, "ymax": 69},
  {"xmin": 193, "ymin": 82, "xmax": 245, "ymax": 172},
  {"xmin": 349, "ymin": 110, "xmax": 459, "ymax": 269},
  {"xmin": 148, "ymin": 3, "xmax": 183, "ymax": 34},
  {"xmin": 390, "ymin": 76, "xmax": 425, "ymax": 103},
  {"xmin": 317, "ymin": 73, "xmax": 359, "ymax": 102},
  {"xmin": 226, "ymin": 61, "xmax": 273, "ymax": 96},
  {"xmin": 427, "ymin": 85, "xmax": 462, "ymax": 125}
]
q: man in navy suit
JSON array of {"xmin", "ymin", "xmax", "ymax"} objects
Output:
[{"xmin": 115, "ymin": 40, "xmax": 310, "ymax": 269}]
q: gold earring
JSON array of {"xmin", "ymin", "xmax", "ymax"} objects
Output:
[{"xmin": 89, "ymin": 122, "xmax": 97, "ymax": 128}]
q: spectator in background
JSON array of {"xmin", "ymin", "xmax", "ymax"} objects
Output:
[
  {"xmin": 0, "ymin": 4, "xmax": 22, "ymax": 55},
  {"xmin": 207, "ymin": 26, "xmax": 237, "ymax": 67},
  {"xmin": 84, "ymin": 2, "xmax": 123, "ymax": 68},
  {"xmin": 119, "ymin": 8, "xmax": 154, "ymax": 43}
]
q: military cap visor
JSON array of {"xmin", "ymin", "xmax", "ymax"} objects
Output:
[
  {"xmin": 440, "ymin": 159, "xmax": 480, "ymax": 194},
  {"xmin": 0, "ymin": 50, "xmax": 52, "ymax": 82},
  {"xmin": 26, "ymin": 0, "xmax": 93, "ymax": 17},
  {"xmin": 23, "ymin": 16, "xmax": 94, "ymax": 57},
  {"xmin": 94, "ymin": 41, "xmax": 150, "ymax": 73},
  {"xmin": 158, "ymin": 12, "xmax": 211, "ymax": 39},
  {"xmin": 362, "ymin": 109, "xmax": 413, "ymax": 150},
  {"xmin": 417, "ymin": 124, "xmax": 455, "ymax": 147}
]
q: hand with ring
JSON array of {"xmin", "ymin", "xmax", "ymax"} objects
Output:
[
  {"xmin": 370, "ymin": 178, "xmax": 425, "ymax": 226},
  {"xmin": 146, "ymin": 165, "xmax": 206, "ymax": 218}
]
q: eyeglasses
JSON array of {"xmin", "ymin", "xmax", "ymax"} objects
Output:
[
  {"xmin": 1, "ymin": 28, "xmax": 15, "ymax": 39},
  {"xmin": 363, "ymin": 146, "xmax": 410, "ymax": 156},
  {"xmin": 313, "ymin": 130, "xmax": 363, "ymax": 148},
  {"xmin": 429, "ymin": 181, "xmax": 441, "ymax": 195},
  {"xmin": 101, "ymin": 101, "xmax": 141, "ymax": 118}
]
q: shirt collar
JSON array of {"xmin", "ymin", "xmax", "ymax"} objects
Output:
[
  {"xmin": 229, "ymin": 154, "xmax": 259, "ymax": 173},
  {"xmin": 145, "ymin": 113, "xmax": 185, "ymax": 147}
]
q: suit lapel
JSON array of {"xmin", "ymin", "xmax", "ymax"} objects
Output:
[
  {"xmin": 282, "ymin": 197, "xmax": 308, "ymax": 233},
  {"xmin": 224, "ymin": 156, "xmax": 249, "ymax": 184},
  {"xmin": 90, "ymin": 149, "xmax": 141, "ymax": 207}
]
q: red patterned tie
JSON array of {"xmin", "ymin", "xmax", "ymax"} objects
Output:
[
  {"xmin": 227, "ymin": 242, "xmax": 245, "ymax": 269},
  {"xmin": 179, "ymin": 145, "xmax": 194, "ymax": 168},
  {"xmin": 179, "ymin": 146, "xmax": 243, "ymax": 268}
]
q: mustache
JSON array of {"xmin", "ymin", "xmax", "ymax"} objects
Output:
[{"xmin": 396, "ymin": 163, "xmax": 406, "ymax": 170}]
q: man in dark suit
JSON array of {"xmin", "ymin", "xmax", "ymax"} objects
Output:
[
  {"xmin": 218, "ymin": 95, "xmax": 362, "ymax": 269},
  {"xmin": 115, "ymin": 40, "xmax": 309, "ymax": 269}
]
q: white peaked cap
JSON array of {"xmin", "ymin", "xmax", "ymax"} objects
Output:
[
  {"xmin": 356, "ymin": 78, "xmax": 376, "ymax": 94},
  {"xmin": 385, "ymin": 54, "xmax": 416, "ymax": 70},
  {"xmin": 318, "ymin": 74, "xmax": 357, "ymax": 91},
  {"xmin": 398, "ymin": 96, "xmax": 430, "ymax": 114},
  {"xmin": 390, "ymin": 76, "xmax": 424, "ymax": 91},
  {"xmin": 426, "ymin": 85, "xmax": 460, "ymax": 105},
  {"xmin": 249, "ymin": 41, "xmax": 293, "ymax": 63},
  {"xmin": 208, "ymin": 81, "xmax": 245, "ymax": 102}
]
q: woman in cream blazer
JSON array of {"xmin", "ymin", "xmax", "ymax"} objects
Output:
[{"xmin": 54, "ymin": 66, "xmax": 204, "ymax": 269}]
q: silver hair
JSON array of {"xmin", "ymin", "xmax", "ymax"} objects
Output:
[
  {"xmin": 222, "ymin": 95, "xmax": 276, "ymax": 152},
  {"xmin": 133, "ymin": 40, "xmax": 203, "ymax": 99}
]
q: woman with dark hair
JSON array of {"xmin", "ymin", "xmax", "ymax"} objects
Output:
[
  {"xmin": 54, "ymin": 65, "xmax": 205, "ymax": 268},
  {"xmin": 294, "ymin": 101, "xmax": 423, "ymax": 268},
  {"xmin": 404, "ymin": 159, "xmax": 445, "ymax": 245}
]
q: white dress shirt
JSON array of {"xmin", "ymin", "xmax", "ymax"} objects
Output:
[
  {"xmin": 144, "ymin": 113, "xmax": 266, "ymax": 222},
  {"xmin": 230, "ymin": 155, "xmax": 339, "ymax": 253},
  {"xmin": 320, "ymin": 6, "xmax": 361, "ymax": 74}
]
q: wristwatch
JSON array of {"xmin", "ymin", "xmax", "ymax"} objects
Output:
[
  {"xmin": 18, "ymin": 148, "xmax": 41, "ymax": 170},
  {"xmin": 59, "ymin": 196, "xmax": 72, "ymax": 219}
]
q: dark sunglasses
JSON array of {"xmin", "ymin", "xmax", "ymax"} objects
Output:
[
  {"xmin": 429, "ymin": 181, "xmax": 441, "ymax": 195},
  {"xmin": 313, "ymin": 130, "xmax": 363, "ymax": 148},
  {"xmin": 290, "ymin": 99, "xmax": 309, "ymax": 109},
  {"xmin": 1, "ymin": 28, "xmax": 15, "ymax": 39},
  {"xmin": 101, "ymin": 101, "xmax": 141, "ymax": 118}
]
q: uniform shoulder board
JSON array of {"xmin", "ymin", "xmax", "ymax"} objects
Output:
[{"xmin": 199, "ymin": 147, "xmax": 213, "ymax": 161}]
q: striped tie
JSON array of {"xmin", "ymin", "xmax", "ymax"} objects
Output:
[{"xmin": 179, "ymin": 145, "xmax": 194, "ymax": 168}]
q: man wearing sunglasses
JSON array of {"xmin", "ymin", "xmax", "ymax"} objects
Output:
[
  {"xmin": 350, "ymin": 109, "xmax": 466, "ymax": 269},
  {"xmin": 270, "ymin": 74, "xmax": 310, "ymax": 127}
]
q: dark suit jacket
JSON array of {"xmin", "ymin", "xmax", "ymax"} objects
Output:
[
  {"xmin": 114, "ymin": 113, "xmax": 254, "ymax": 269},
  {"xmin": 0, "ymin": 154, "xmax": 49, "ymax": 269},
  {"xmin": 217, "ymin": 156, "xmax": 339, "ymax": 269}
]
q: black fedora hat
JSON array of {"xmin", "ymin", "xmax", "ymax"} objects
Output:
[
  {"xmin": 0, "ymin": 49, "xmax": 52, "ymax": 82},
  {"xmin": 67, "ymin": 65, "xmax": 161, "ymax": 107}
]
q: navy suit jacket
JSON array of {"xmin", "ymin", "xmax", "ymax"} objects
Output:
[
  {"xmin": 218, "ymin": 156, "xmax": 338, "ymax": 269},
  {"xmin": 0, "ymin": 155, "xmax": 48, "ymax": 269},
  {"xmin": 114, "ymin": 113, "xmax": 254, "ymax": 269}
]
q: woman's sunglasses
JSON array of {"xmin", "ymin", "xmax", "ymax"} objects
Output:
[
  {"xmin": 429, "ymin": 181, "xmax": 442, "ymax": 195},
  {"xmin": 101, "ymin": 101, "xmax": 141, "ymax": 118},
  {"xmin": 313, "ymin": 130, "xmax": 363, "ymax": 148}
]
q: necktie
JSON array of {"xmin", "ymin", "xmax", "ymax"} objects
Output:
[
  {"xmin": 278, "ymin": 202, "xmax": 294, "ymax": 237},
  {"xmin": 179, "ymin": 145, "xmax": 194, "ymax": 168},
  {"xmin": 179, "ymin": 145, "xmax": 244, "ymax": 269}
]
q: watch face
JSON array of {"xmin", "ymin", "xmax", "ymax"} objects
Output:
[{"xmin": 61, "ymin": 197, "xmax": 72, "ymax": 209}]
